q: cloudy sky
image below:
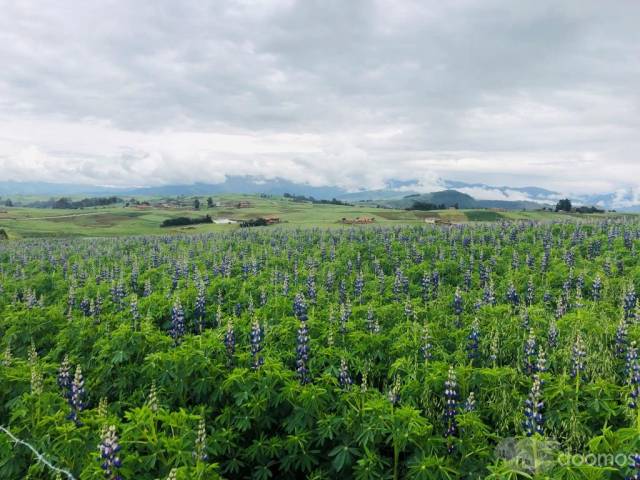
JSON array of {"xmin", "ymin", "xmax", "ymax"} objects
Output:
[{"xmin": 1, "ymin": 0, "xmax": 639, "ymax": 195}]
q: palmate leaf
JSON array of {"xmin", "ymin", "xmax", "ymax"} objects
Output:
[
  {"xmin": 329, "ymin": 444, "xmax": 359, "ymax": 472},
  {"xmin": 252, "ymin": 463, "xmax": 275, "ymax": 480},
  {"xmin": 484, "ymin": 462, "xmax": 533, "ymax": 480},
  {"xmin": 406, "ymin": 454, "xmax": 459, "ymax": 480},
  {"xmin": 316, "ymin": 413, "xmax": 342, "ymax": 444},
  {"xmin": 549, "ymin": 463, "xmax": 619, "ymax": 480}
]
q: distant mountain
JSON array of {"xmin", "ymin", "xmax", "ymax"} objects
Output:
[
  {"xmin": 338, "ymin": 189, "xmax": 419, "ymax": 201},
  {"xmin": 0, "ymin": 176, "xmax": 635, "ymax": 211},
  {"xmin": 0, "ymin": 181, "xmax": 117, "ymax": 196},
  {"xmin": 384, "ymin": 190, "xmax": 546, "ymax": 211},
  {"xmin": 128, "ymin": 177, "xmax": 346, "ymax": 198}
]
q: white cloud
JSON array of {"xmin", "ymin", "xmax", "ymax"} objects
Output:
[{"xmin": 1, "ymin": 0, "xmax": 639, "ymax": 197}]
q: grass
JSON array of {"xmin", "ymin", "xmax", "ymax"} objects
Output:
[
  {"xmin": 464, "ymin": 210, "xmax": 504, "ymax": 222},
  {"xmin": 0, "ymin": 194, "xmax": 630, "ymax": 238}
]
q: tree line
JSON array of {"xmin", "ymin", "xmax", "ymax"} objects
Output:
[
  {"xmin": 283, "ymin": 193, "xmax": 352, "ymax": 206},
  {"xmin": 28, "ymin": 196, "xmax": 123, "ymax": 209}
]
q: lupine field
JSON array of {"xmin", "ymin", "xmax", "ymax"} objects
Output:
[{"xmin": 1, "ymin": 221, "xmax": 640, "ymax": 479}]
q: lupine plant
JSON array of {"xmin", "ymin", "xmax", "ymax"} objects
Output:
[
  {"xmin": 0, "ymin": 220, "xmax": 639, "ymax": 478},
  {"xmin": 99, "ymin": 425, "xmax": 122, "ymax": 480}
]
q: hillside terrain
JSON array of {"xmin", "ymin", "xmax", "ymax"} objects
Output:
[{"xmin": 0, "ymin": 194, "xmax": 625, "ymax": 239}]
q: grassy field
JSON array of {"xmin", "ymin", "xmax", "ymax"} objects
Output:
[{"xmin": 0, "ymin": 194, "xmax": 629, "ymax": 238}]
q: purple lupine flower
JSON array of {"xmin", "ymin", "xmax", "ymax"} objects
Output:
[
  {"xmin": 603, "ymin": 259, "xmax": 612, "ymax": 277},
  {"xmin": 479, "ymin": 264, "xmax": 489, "ymax": 286},
  {"xmin": 523, "ymin": 374, "xmax": 544, "ymax": 436},
  {"xmin": 130, "ymin": 294, "xmax": 140, "ymax": 326},
  {"xmin": 250, "ymin": 317, "xmax": 264, "ymax": 370},
  {"xmin": 524, "ymin": 328, "xmax": 538, "ymax": 376},
  {"xmin": 616, "ymin": 317, "xmax": 629, "ymax": 358},
  {"xmin": 194, "ymin": 284, "xmax": 206, "ymax": 332},
  {"xmin": 339, "ymin": 279, "xmax": 347, "ymax": 304},
  {"xmin": 294, "ymin": 293, "xmax": 310, "ymax": 384},
  {"xmin": 387, "ymin": 376, "xmax": 400, "ymax": 406},
  {"xmin": 627, "ymin": 453, "xmax": 640, "ymax": 480},
  {"xmin": 464, "ymin": 391, "xmax": 476, "ymax": 412},
  {"xmin": 67, "ymin": 284, "xmax": 76, "ymax": 317},
  {"xmin": 171, "ymin": 266, "xmax": 179, "ymax": 290},
  {"xmin": 404, "ymin": 298, "xmax": 413, "ymax": 320},
  {"xmin": 170, "ymin": 297, "xmax": 185, "ymax": 346},
  {"xmin": 214, "ymin": 303, "xmax": 223, "ymax": 328},
  {"xmin": 467, "ymin": 319, "xmax": 480, "ymax": 362},
  {"xmin": 306, "ymin": 272, "xmax": 317, "ymax": 304},
  {"xmin": 338, "ymin": 358, "xmax": 352, "ymax": 389},
  {"xmin": 260, "ymin": 288, "xmax": 267, "ymax": 306},
  {"xmin": 99, "ymin": 425, "xmax": 122, "ymax": 480},
  {"xmin": 130, "ymin": 263, "xmax": 139, "ymax": 290},
  {"xmin": 57, "ymin": 355, "xmax": 71, "ymax": 399},
  {"xmin": 377, "ymin": 269, "xmax": 386, "ymax": 295},
  {"xmin": 444, "ymin": 366, "xmax": 459, "ymax": 454},
  {"xmin": 366, "ymin": 306, "xmax": 378, "ymax": 334},
  {"xmin": 570, "ymin": 333, "xmax": 587, "ymax": 379},
  {"xmin": 512, "ymin": 251, "xmax": 520, "ymax": 270},
  {"xmin": 591, "ymin": 275, "xmax": 602, "ymax": 301},
  {"xmin": 354, "ymin": 271, "xmax": 364, "ymax": 301},
  {"xmin": 506, "ymin": 283, "xmax": 519, "ymax": 308},
  {"xmin": 339, "ymin": 301, "xmax": 350, "ymax": 336},
  {"xmin": 452, "ymin": 287, "xmax": 463, "ymax": 326},
  {"xmin": 293, "ymin": 292, "xmax": 307, "ymax": 320},
  {"xmin": 325, "ymin": 270, "xmax": 335, "ymax": 291},
  {"xmin": 547, "ymin": 318, "xmax": 559, "ymax": 350},
  {"xmin": 526, "ymin": 279, "xmax": 535, "ymax": 306},
  {"xmin": 67, "ymin": 365, "xmax": 85, "ymax": 426},
  {"xmin": 555, "ymin": 297, "xmax": 566, "ymax": 319},
  {"xmin": 483, "ymin": 281, "xmax": 496, "ymax": 306},
  {"xmin": 420, "ymin": 323, "xmax": 432, "ymax": 362},
  {"xmin": 421, "ymin": 272, "xmax": 431, "ymax": 303},
  {"xmin": 489, "ymin": 332, "xmax": 499, "ymax": 365},
  {"xmin": 463, "ymin": 269, "xmax": 472, "ymax": 291},
  {"xmin": 393, "ymin": 268, "xmax": 407, "ymax": 300},
  {"xmin": 113, "ymin": 280, "xmax": 125, "ymax": 311},
  {"xmin": 143, "ymin": 278, "xmax": 152, "ymax": 297},
  {"xmin": 80, "ymin": 297, "xmax": 91, "ymax": 316},
  {"xmin": 536, "ymin": 348, "xmax": 547, "ymax": 374},
  {"xmin": 224, "ymin": 318, "xmax": 235, "ymax": 367},
  {"xmin": 627, "ymin": 342, "xmax": 639, "ymax": 410},
  {"xmin": 541, "ymin": 250, "xmax": 549, "ymax": 272},
  {"xmin": 624, "ymin": 285, "xmax": 637, "ymax": 321},
  {"xmin": 193, "ymin": 417, "xmax": 209, "ymax": 463},
  {"xmin": 94, "ymin": 293, "xmax": 103, "ymax": 321}
]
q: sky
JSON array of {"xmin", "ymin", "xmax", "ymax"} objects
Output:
[{"xmin": 1, "ymin": 0, "xmax": 639, "ymax": 196}]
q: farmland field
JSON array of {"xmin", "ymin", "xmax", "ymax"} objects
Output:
[
  {"xmin": 1, "ymin": 195, "xmax": 622, "ymax": 239},
  {"xmin": 0, "ymin": 218, "xmax": 639, "ymax": 479}
]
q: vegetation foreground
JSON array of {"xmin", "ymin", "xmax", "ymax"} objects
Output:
[{"xmin": 0, "ymin": 220, "xmax": 639, "ymax": 479}]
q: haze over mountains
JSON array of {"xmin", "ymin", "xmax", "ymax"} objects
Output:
[{"xmin": 0, "ymin": 176, "xmax": 636, "ymax": 211}]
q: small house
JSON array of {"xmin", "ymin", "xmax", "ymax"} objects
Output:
[{"xmin": 261, "ymin": 215, "xmax": 281, "ymax": 225}]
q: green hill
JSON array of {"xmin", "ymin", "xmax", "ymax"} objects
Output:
[
  {"xmin": 386, "ymin": 190, "xmax": 476, "ymax": 209},
  {"xmin": 385, "ymin": 189, "xmax": 545, "ymax": 211}
]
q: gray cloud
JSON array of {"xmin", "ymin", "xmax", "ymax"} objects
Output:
[{"xmin": 1, "ymin": 0, "xmax": 639, "ymax": 195}]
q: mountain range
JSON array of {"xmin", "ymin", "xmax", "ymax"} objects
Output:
[{"xmin": 0, "ymin": 176, "xmax": 634, "ymax": 211}]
